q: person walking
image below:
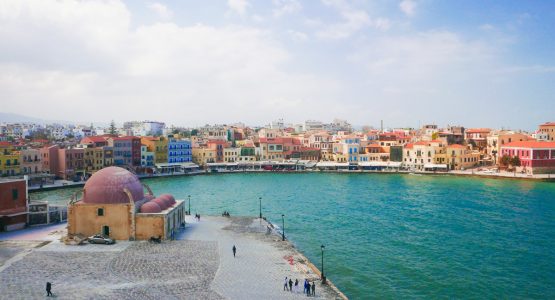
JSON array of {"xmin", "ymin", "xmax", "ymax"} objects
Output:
[
  {"xmin": 288, "ymin": 278, "xmax": 293, "ymax": 292},
  {"xmin": 294, "ymin": 279, "xmax": 299, "ymax": 293},
  {"xmin": 232, "ymin": 245, "xmax": 237, "ymax": 258},
  {"xmin": 303, "ymin": 279, "xmax": 308, "ymax": 295},
  {"xmin": 311, "ymin": 281, "xmax": 315, "ymax": 296},
  {"xmin": 46, "ymin": 282, "xmax": 53, "ymax": 297},
  {"xmin": 284, "ymin": 277, "xmax": 289, "ymax": 291}
]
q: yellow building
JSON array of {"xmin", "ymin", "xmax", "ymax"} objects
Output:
[
  {"xmin": 67, "ymin": 167, "xmax": 185, "ymax": 240},
  {"xmin": 435, "ymin": 144, "xmax": 481, "ymax": 170},
  {"xmin": 223, "ymin": 147, "xmax": 240, "ymax": 162},
  {"xmin": 141, "ymin": 137, "xmax": 168, "ymax": 164},
  {"xmin": 192, "ymin": 147, "xmax": 216, "ymax": 166},
  {"xmin": 83, "ymin": 146, "xmax": 105, "ymax": 176},
  {"xmin": 0, "ymin": 142, "xmax": 21, "ymax": 176}
]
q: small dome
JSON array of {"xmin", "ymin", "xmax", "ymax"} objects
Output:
[
  {"xmin": 82, "ymin": 167, "xmax": 144, "ymax": 205},
  {"xmin": 140, "ymin": 201, "xmax": 162, "ymax": 213},
  {"xmin": 159, "ymin": 194, "xmax": 175, "ymax": 207},
  {"xmin": 153, "ymin": 198, "xmax": 168, "ymax": 210}
]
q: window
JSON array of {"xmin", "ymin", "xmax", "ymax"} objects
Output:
[
  {"xmin": 12, "ymin": 189, "xmax": 18, "ymax": 200},
  {"xmin": 97, "ymin": 208, "xmax": 104, "ymax": 216}
]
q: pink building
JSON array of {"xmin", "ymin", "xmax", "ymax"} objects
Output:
[{"xmin": 500, "ymin": 141, "xmax": 555, "ymax": 174}]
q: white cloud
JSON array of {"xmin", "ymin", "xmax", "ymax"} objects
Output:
[
  {"xmin": 287, "ymin": 30, "xmax": 308, "ymax": 41},
  {"xmin": 148, "ymin": 2, "xmax": 173, "ymax": 20},
  {"xmin": 273, "ymin": 0, "xmax": 302, "ymax": 18},
  {"xmin": 316, "ymin": 0, "xmax": 389, "ymax": 39},
  {"xmin": 0, "ymin": 0, "xmax": 342, "ymax": 125},
  {"xmin": 399, "ymin": 0, "xmax": 416, "ymax": 17},
  {"xmin": 227, "ymin": 0, "xmax": 249, "ymax": 16}
]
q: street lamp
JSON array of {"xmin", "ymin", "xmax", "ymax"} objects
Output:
[
  {"xmin": 321, "ymin": 244, "xmax": 326, "ymax": 283},
  {"xmin": 259, "ymin": 197, "xmax": 262, "ymax": 219},
  {"xmin": 188, "ymin": 195, "xmax": 191, "ymax": 215},
  {"xmin": 281, "ymin": 214, "xmax": 285, "ymax": 241}
]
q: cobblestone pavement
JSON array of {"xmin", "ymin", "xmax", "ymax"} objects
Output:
[
  {"xmin": 0, "ymin": 240, "xmax": 223, "ymax": 299},
  {"xmin": 0, "ymin": 216, "xmax": 343, "ymax": 300}
]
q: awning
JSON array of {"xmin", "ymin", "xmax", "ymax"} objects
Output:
[{"xmin": 424, "ymin": 163, "xmax": 448, "ymax": 169}]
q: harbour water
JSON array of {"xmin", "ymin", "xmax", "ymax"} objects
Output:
[{"xmin": 31, "ymin": 173, "xmax": 555, "ymax": 299}]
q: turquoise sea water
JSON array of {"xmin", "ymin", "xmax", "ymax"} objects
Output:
[{"xmin": 32, "ymin": 173, "xmax": 555, "ymax": 299}]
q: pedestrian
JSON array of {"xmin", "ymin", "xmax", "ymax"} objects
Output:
[
  {"xmin": 288, "ymin": 278, "xmax": 293, "ymax": 292},
  {"xmin": 46, "ymin": 282, "xmax": 53, "ymax": 297},
  {"xmin": 294, "ymin": 279, "xmax": 299, "ymax": 293},
  {"xmin": 303, "ymin": 279, "xmax": 308, "ymax": 295},
  {"xmin": 232, "ymin": 245, "xmax": 236, "ymax": 258},
  {"xmin": 311, "ymin": 282, "xmax": 315, "ymax": 296},
  {"xmin": 284, "ymin": 277, "xmax": 289, "ymax": 291}
]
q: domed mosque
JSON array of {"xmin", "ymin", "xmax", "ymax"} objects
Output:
[{"xmin": 67, "ymin": 167, "xmax": 185, "ymax": 240}]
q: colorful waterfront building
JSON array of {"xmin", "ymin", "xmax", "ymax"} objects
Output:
[
  {"xmin": 403, "ymin": 140, "xmax": 445, "ymax": 171},
  {"xmin": 435, "ymin": 144, "xmax": 480, "ymax": 170},
  {"xmin": 57, "ymin": 147, "xmax": 85, "ymax": 180},
  {"xmin": 20, "ymin": 148, "xmax": 42, "ymax": 175},
  {"xmin": 206, "ymin": 140, "xmax": 228, "ymax": 162},
  {"xmin": 0, "ymin": 142, "xmax": 21, "ymax": 177},
  {"xmin": 108, "ymin": 136, "xmax": 141, "ymax": 167},
  {"xmin": 192, "ymin": 147, "xmax": 217, "ymax": 166},
  {"xmin": 168, "ymin": 138, "xmax": 192, "ymax": 163},
  {"xmin": 538, "ymin": 122, "xmax": 555, "ymax": 142},
  {"xmin": 486, "ymin": 130, "xmax": 534, "ymax": 164},
  {"xmin": 465, "ymin": 128, "xmax": 491, "ymax": 150},
  {"xmin": 223, "ymin": 147, "xmax": 240, "ymax": 163},
  {"xmin": 500, "ymin": 141, "xmax": 555, "ymax": 174},
  {"xmin": 141, "ymin": 136, "xmax": 168, "ymax": 164},
  {"xmin": 141, "ymin": 145, "xmax": 155, "ymax": 168}
]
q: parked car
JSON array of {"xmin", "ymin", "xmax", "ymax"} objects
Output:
[{"xmin": 88, "ymin": 235, "xmax": 115, "ymax": 245}]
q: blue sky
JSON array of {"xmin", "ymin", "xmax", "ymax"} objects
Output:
[{"xmin": 0, "ymin": 0, "xmax": 553, "ymax": 130}]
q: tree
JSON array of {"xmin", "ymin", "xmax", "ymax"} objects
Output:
[
  {"xmin": 190, "ymin": 129, "xmax": 199, "ymax": 136},
  {"xmin": 109, "ymin": 120, "xmax": 117, "ymax": 135},
  {"xmin": 500, "ymin": 155, "xmax": 511, "ymax": 167},
  {"xmin": 510, "ymin": 156, "xmax": 521, "ymax": 167},
  {"xmin": 431, "ymin": 132, "xmax": 439, "ymax": 140}
]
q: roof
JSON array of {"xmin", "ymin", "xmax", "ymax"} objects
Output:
[
  {"xmin": 110, "ymin": 136, "xmax": 140, "ymax": 141},
  {"xmin": 466, "ymin": 128, "xmax": 491, "ymax": 133},
  {"xmin": 447, "ymin": 144, "xmax": 466, "ymax": 149},
  {"xmin": 540, "ymin": 122, "xmax": 555, "ymax": 126},
  {"xmin": 502, "ymin": 141, "xmax": 555, "ymax": 149},
  {"xmin": 0, "ymin": 141, "xmax": 12, "ymax": 147},
  {"xmin": 82, "ymin": 136, "xmax": 108, "ymax": 143}
]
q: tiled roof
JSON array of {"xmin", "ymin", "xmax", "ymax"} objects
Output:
[
  {"xmin": 540, "ymin": 122, "xmax": 555, "ymax": 126},
  {"xmin": 466, "ymin": 128, "xmax": 491, "ymax": 133},
  {"xmin": 448, "ymin": 144, "xmax": 466, "ymax": 149},
  {"xmin": 502, "ymin": 141, "xmax": 555, "ymax": 149}
]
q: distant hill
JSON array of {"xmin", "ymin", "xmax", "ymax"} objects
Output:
[{"xmin": 0, "ymin": 112, "xmax": 74, "ymax": 125}]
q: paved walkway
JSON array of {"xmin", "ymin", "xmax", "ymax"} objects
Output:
[
  {"xmin": 177, "ymin": 216, "xmax": 338, "ymax": 299},
  {"xmin": 0, "ymin": 216, "xmax": 342, "ymax": 299}
]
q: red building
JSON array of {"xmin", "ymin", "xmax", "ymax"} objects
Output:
[
  {"xmin": 0, "ymin": 178, "xmax": 28, "ymax": 231},
  {"xmin": 500, "ymin": 141, "xmax": 555, "ymax": 174},
  {"xmin": 80, "ymin": 136, "xmax": 109, "ymax": 147}
]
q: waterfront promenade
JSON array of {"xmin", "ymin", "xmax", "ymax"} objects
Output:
[{"xmin": 0, "ymin": 216, "xmax": 345, "ymax": 299}]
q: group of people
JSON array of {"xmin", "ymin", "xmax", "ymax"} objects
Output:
[
  {"xmin": 194, "ymin": 213, "xmax": 201, "ymax": 221},
  {"xmin": 222, "ymin": 211, "xmax": 231, "ymax": 217},
  {"xmin": 283, "ymin": 277, "xmax": 316, "ymax": 296}
]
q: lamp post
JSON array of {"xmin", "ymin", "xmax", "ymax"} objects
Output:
[
  {"xmin": 321, "ymin": 244, "xmax": 326, "ymax": 283},
  {"xmin": 188, "ymin": 195, "xmax": 191, "ymax": 215},
  {"xmin": 281, "ymin": 214, "xmax": 285, "ymax": 241},
  {"xmin": 259, "ymin": 197, "xmax": 262, "ymax": 219}
]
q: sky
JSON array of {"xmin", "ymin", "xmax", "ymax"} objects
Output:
[{"xmin": 0, "ymin": 0, "xmax": 554, "ymax": 130}]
